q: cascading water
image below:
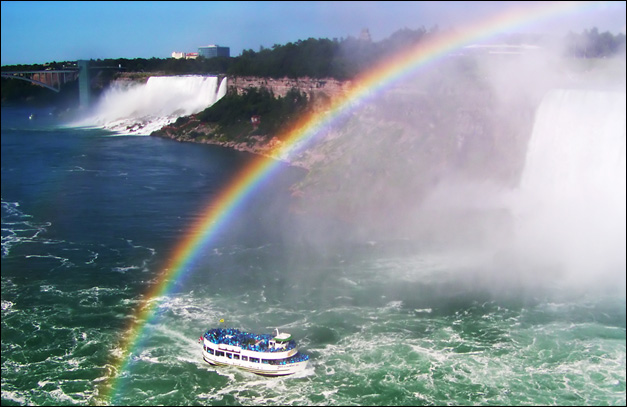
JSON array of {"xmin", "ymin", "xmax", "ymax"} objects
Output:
[
  {"xmin": 76, "ymin": 75, "xmax": 227, "ymax": 135},
  {"xmin": 513, "ymin": 88, "xmax": 626, "ymax": 288}
]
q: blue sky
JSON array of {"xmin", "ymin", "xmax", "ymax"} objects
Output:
[{"xmin": 1, "ymin": 1, "xmax": 625, "ymax": 66}]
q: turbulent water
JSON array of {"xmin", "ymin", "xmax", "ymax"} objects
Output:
[{"xmin": 1, "ymin": 83, "xmax": 625, "ymax": 406}]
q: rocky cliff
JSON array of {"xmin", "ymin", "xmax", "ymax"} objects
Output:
[
  {"xmin": 152, "ymin": 75, "xmax": 354, "ymax": 165},
  {"xmin": 285, "ymin": 60, "xmax": 539, "ymax": 245},
  {"xmin": 228, "ymin": 75, "xmax": 352, "ymax": 110},
  {"xmin": 152, "ymin": 61, "xmax": 535, "ymax": 242},
  {"xmin": 153, "ymin": 54, "xmax": 619, "ymax": 244}
]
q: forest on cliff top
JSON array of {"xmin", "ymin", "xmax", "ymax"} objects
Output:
[{"xmin": 1, "ymin": 26, "xmax": 625, "ymax": 106}]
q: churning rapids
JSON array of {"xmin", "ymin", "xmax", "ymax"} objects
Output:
[{"xmin": 1, "ymin": 76, "xmax": 625, "ymax": 406}]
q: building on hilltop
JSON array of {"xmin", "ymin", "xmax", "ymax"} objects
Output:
[
  {"xmin": 171, "ymin": 51, "xmax": 199, "ymax": 59},
  {"xmin": 198, "ymin": 45, "xmax": 230, "ymax": 58}
]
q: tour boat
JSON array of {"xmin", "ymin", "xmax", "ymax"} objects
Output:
[{"xmin": 200, "ymin": 327, "xmax": 309, "ymax": 376}]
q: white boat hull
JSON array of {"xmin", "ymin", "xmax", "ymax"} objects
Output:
[
  {"xmin": 200, "ymin": 327, "xmax": 309, "ymax": 376},
  {"xmin": 202, "ymin": 348, "xmax": 308, "ymax": 376}
]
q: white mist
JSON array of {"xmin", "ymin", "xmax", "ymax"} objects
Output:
[
  {"xmin": 77, "ymin": 75, "xmax": 227, "ymax": 135},
  {"xmin": 513, "ymin": 89, "xmax": 626, "ymax": 288}
]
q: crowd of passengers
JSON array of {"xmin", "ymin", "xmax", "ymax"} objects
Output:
[
  {"xmin": 205, "ymin": 346, "xmax": 310, "ymax": 364},
  {"xmin": 204, "ymin": 328, "xmax": 297, "ymax": 352}
]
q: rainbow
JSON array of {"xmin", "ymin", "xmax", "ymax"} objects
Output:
[{"xmin": 105, "ymin": 1, "xmax": 594, "ymax": 403}]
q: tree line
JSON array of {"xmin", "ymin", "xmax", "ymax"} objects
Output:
[
  {"xmin": 563, "ymin": 27, "xmax": 626, "ymax": 58},
  {"xmin": 2, "ymin": 27, "xmax": 624, "ymax": 106},
  {"xmin": 3, "ymin": 27, "xmax": 624, "ymax": 79}
]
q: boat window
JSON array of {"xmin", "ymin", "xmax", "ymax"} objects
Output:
[
  {"xmin": 249, "ymin": 357, "xmax": 259, "ymax": 363},
  {"xmin": 207, "ymin": 348, "xmax": 214, "ymax": 355},
  {"xmin": 234, "ymin": 354, "xmax": 240, "ymax": 360},
  {"xmin": 215, "ymin": 351, "xmax": 225, "ymax": 357},
  {"xmin": 241, "ymin": 356, "xmax": 248, "ymax": 361},
  {"xmin": 226, "ymin": 353, "xmax": 233, "ymax": 359}
]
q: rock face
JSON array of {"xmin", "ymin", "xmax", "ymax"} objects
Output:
[
  {"xmin": 153, "ymin": 75, "xmax": 355, "ymax": 165},
  {"xmin": 228, "ymin": 76, "xmax": 351, "ymax": 102},
  {"xmin": 283, "ymin": 54, "xmax": 623, "ymax": 245},
  {"xmin": 154, "ymin": 67, "xmax": 536, "ymax": 241},
  {"xmin": 154, "ymin": 53, "xmax": 614, "ymax": 244},
  {"xmin": 154, "ymin": 116, "xmax": 289, "ymax": 160},
  {"xmin": 284, "ymin": 67, "xmax": 538, "ymax": 245}
]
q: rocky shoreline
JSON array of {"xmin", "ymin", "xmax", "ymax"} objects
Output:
[
  {"xmin": 151, "ymin": 115, "xmax": 305, "ymax": 168},
  {"xmin": 149, "ymin": 75, "xmax": 356, "ymax": 170}
]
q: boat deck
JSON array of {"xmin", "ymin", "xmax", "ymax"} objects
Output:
[{"xmin": 203, "ymin": 328, "xmax": 297, "ymax": 353}]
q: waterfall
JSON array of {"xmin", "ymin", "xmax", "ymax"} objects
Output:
[
  {"xmin": 514, "ymin": 89, "xmax": 626, "ymax": 286},
  {"xmin": 77, "ymin": 75, "xmax": 227, "ymax": 135}
]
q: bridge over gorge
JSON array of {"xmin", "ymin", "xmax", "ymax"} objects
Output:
[
  {"xmin": 1, "ymin": 60, "xmax": 119, "ymax": 108},
  {"xmin": 1, "ymin": 69, "xmax": 79, "ymax": 92}
]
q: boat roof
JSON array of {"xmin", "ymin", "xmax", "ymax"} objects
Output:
[
  {"xmin": 274, "ymin": 332, "xmax": 292, "ymax": 342},
  {"xmin": 203, "ymin": 328, "xmax": 297, "ymax": 352}
]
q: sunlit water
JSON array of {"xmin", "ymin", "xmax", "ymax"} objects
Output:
[{"xmin": 2, "ymin": 101, "xmax": 625, "ymax": 406}]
